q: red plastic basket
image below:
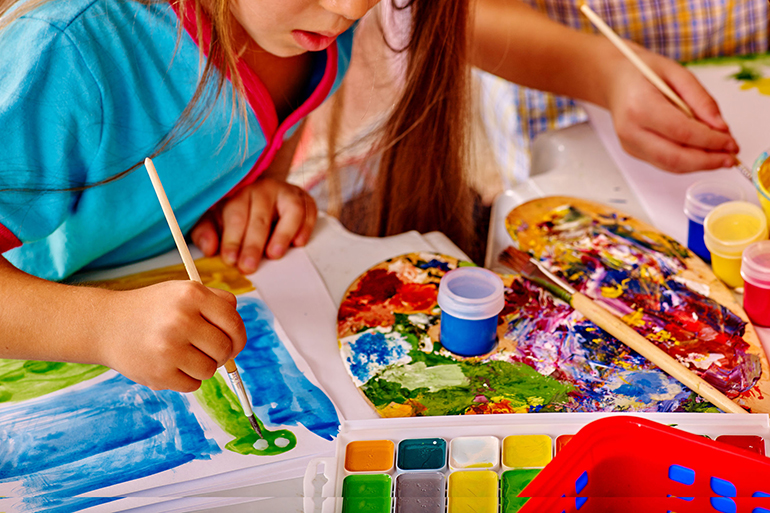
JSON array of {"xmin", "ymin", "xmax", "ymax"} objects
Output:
[{"xmin": 518, "ymin": 416, "xmax": 770, "ymax": 513}]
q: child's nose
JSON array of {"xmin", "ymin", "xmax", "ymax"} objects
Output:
[{"xmin": 320, "ymin": 0, "xmax": 378, "ymax": 20}]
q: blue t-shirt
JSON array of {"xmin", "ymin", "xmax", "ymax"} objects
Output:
[{"xmin": 0, "ymin": 0, "xmax": 353, "ymax": 280}]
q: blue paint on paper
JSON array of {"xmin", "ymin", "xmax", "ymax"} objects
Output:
[
  {"xmin": 236, "ymin": 297, "xmax": 340, "ymax": 441},
  {"xmin": 0, "ymin": 374, "xmax": 219, "ymax": 512}
]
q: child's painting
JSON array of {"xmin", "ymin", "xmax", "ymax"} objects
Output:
[
  {"xmin": 0, "ymin": 258, "xmax": 339, "ymax": 513},
  {"xmin": 337, "ymin": 197, "xmax": 770, "ymax": 416}
]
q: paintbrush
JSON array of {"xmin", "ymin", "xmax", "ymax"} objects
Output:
[
  {"xmin": 144, "ymin": 157, "xmax": 264, "ymax": 437},
  {"xmin": 579, "ymin": 3, "xmax": 753, "ymax": 181},
  {"xmin": 499, "ymin": 246, "xmax": 747, "ymax": 414}
]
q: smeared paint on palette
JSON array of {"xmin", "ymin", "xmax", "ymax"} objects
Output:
[
  {"xmin": 504, "ymin": 197, "xmax": 770, "ymax": 413},
  {"xmin": 0, "ymin": 257, "xmax": 339, "ymax": 512},
  {"xmin": 337, "ymin": 243, "xmax": 767, "ymax": 415}
]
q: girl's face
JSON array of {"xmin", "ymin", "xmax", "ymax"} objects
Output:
[{"xmin": 231, "ymin": 0, "xmax": 380, "ymax": 57}]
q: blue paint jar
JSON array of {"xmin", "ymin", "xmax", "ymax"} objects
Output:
[
  {"xmin": 437, "ymin": 267, "xmax": 505, "ymax": 357},
  {"xmin": 684, "ymin": 180, "xmax": 745, "ymax": 263}
]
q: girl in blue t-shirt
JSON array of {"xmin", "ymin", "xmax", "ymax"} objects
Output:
[{"xmin": 0, "ymin": 0, "xmax": 739, "ymax": 393}]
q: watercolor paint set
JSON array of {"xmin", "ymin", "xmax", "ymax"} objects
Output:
[{"xmin": 302, "ymin": 412, "xmax": 770, "ymax": 513}]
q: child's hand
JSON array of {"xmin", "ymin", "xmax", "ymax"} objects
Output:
[
  {"xmin": 604, "ymin": 43, "xmax": 739, "ymax": 173},
  {"xmin": 191, "ymin": 177, "xmax": 317, "ymax": 274},
  {"xmin": 100, "ymin": 281, "xmax": 247, "ymax": 392}
]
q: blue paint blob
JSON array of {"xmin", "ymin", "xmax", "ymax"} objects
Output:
[
  {"xmin": 753, "ymin": 491, "xmax": 770, "ymax": 497},
  {"xmin": 612, "ymin": 371, "xmax": 673, "ymax": 403},
  {"xmin": 419, "ymin": 259, "xmax": 451, "ymax": 272},
  {"xmin": 236, "ymin": 297, "xmax": 340, "ymax": 441},
  {"xmin": 346, "ymin": 330, "xmax": 408, "ymax": 384},
  {"xmin": 575, "ymin": 496, "xmax": 588, "ymax": 510}
]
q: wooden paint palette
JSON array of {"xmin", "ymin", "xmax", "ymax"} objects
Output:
[{"xmin": 504, "ymin": 196, "xmax": 770, "ymax": 413}]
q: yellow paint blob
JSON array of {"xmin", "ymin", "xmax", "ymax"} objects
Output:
[
  {"xmin": 502, "ymin": 435, "xmax": 553, "ymax": 468},
  {"xmin": 448, "ymin": 470, "xmax": 498, "ymax": 513},
  {"xmin": 709, "ymin": 213, "xmax": 763, "ymax": 241},
  {"xmin": 711, "ymin": 253, "xmax": 744, "ymax": 289},
  {"xmin": 344, "ymin": 440, "xmax": 394, "ymax": 472},
  {"xmin": 741, "ymin": 78, "xmax": 770, "ymax": 96},
  {"xmin": 622, "ymin": 309, "xmax": 645, "ymax": 328},
  {"xmin": 600, "ymin": 283, "xmax": 624, "ymax": 299}
]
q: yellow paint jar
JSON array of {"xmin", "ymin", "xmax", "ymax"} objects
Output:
[{"xmin": 703, "ymin": 201, "xmax": 769, "ymax": 289}]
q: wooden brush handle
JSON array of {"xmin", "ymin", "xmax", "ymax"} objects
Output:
[{"xmin": 571, "ymin": 292, "xmax": 747, "ymax": 414}]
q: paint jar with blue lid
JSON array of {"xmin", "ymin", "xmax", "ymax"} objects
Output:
[
  {"xmin": 437, "ymin": 267, "xmax": 505, "ymax": 357},
  {"xmin": 684, "ymin": 179, "xmax": 745, "ymax": 263}
]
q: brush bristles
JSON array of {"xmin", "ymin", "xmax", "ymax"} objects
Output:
[
  {"xmin": 499, "ymin": 246, "xmax": 574, "ymax": 304},
  {"xmin": 249, "ymin": 414, "xmax": 264, "ymax": 438}
]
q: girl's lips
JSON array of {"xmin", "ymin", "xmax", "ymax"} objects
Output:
[{"xmin": 292, "ymin": 30, "xmax": 337, "ymax": 52}]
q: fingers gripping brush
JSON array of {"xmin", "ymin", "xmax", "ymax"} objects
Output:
[{"xmin": 144, "ymin": 157, "xmax": 264, "ymax": 437}]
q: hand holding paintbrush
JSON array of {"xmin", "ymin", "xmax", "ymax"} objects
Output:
[
  {"xmin": 579, "ymin": 3, "xmax": 750, "ymax": 179},
  {"xmin": 144, "ymin": 157, "xmax": 264, "ymax": 436},
  {"xmin": 499, "ymin": 246, "xmax": 747, "ymax": 414}
]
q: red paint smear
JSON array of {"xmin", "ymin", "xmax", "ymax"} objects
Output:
[
  {"xmin": 347, "ymin": 269, "xmax": 404, "ymax": 303},
  {"xmin": 337, "ymin": 268, "xmax": 437, "ymax": 335},
  {"xmin": 392, "ymin": 283, "xmax": 437, "ymax": 312}
]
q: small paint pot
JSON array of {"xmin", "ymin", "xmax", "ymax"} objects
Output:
[
  {"xmin": 437, "ymin": 267, "xmax": 505, "ymax": 357},
  {"xmin": 703, "ymin": 201, "xmax": 769, "ymax": 289},
  {"xmin": 683, "ymin": 179, "xmax": 745, "ymax": 262},
  {"xmin": 751, "ymin": 151, "xmax": 770, "ymax": 226},
  {"xmin": 741, "ymin": 240, "xmax": 770, "ymax": 327}
]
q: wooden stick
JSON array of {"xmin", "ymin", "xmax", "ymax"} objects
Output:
[
  {"xmin": 143, "ymin": 158, "xmax": 264, "ymax": 436},
  {"xmin": 571, "ymin": 292, "xmax": 747, "ymax": 414},
  {"xmin": 580, "ymin": 4, "xmax": 693, "ymax": 116},
  {"xmin": 143, "ymin": 158, "xmax": 201, "ymax": 283}
]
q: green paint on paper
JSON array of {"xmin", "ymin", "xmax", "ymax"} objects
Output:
[
  {"xmin": 0, "ymin": 359, "xmax": 108, "ymax": 403},
  {"xmin": 380, "ymin": 362, "xmax": 468, "ymax": 392},
  {"xmin": 502, "ymin": 469, "xmax": 541, "ymax": 513},
  {"xmin": 733, "ymin": 65, "xmax": 763, "ymax": 81},
  {"xmin": 194, "ymin": 373, "xmax": 296, "ymax": 456},
  {"xmin": 342, "ymin": 474, "xmax": 392, "ymax": 513}
]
